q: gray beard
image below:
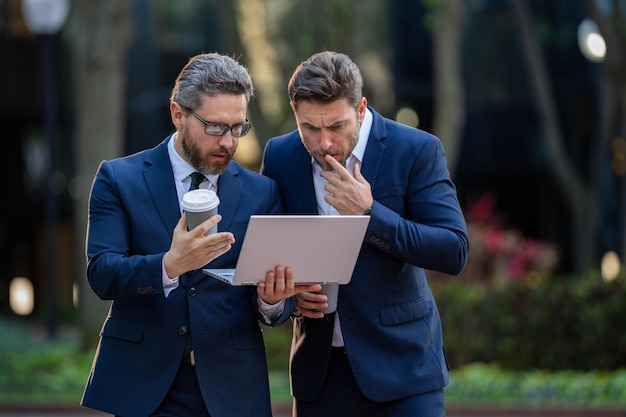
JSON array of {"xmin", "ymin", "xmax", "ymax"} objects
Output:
[{"xmin": 181, "ymin": 135, "xmax": 230, "ymax": 175}]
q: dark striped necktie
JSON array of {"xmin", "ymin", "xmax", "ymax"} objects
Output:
[{"xmin": 188, "ymin": 172, "xmax": 205, "ymax": 191}]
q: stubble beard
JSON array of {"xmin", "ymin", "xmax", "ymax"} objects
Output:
[
  {"xmin": 180, "ymin": 133, "xmax": 234, "ymax": 175},
  {"xmin": 305, "ymin": 121, "xmax": 360, "ymax": 171}
]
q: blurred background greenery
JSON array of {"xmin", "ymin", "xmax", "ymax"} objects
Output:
[{"xmin": 1, "ymin": 0, "xmax": 625, "ymax": 408}]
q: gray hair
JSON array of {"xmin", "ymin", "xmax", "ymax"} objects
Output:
[
  {"xmin": 170, "ymin": 53, "xmax": 254, "ymax": 109},
  {"xmin": 288, "ymin": 51, "xmax": 363, "ymax": 110}
]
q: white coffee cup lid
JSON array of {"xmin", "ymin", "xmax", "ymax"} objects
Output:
[{"xmin": 181, "ymin": 189, "xmax": 220, "ymax": 212}]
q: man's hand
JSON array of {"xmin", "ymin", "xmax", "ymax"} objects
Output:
[
  {"xmin": 293, "ymin": 290, "xmax": 329, "ymax": 319},
  {"xmin": 257, "ymin": 266, "xmax": 321, "ymax": 305},
  {"xmin": 163, "ymin": 213, "xmax": 235, "ymax": 278},
  {"xmin": 320, "ymin": 154, "xmax": 373, "ymax": 215}
]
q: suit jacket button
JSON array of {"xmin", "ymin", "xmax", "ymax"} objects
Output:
[
  {"xmin": 178, "ymin": 326, "xmax": 188, "ymax": 336},
  {"xmin": 189, "ymin": 287, "xmax": 197, "ymax": 296}
]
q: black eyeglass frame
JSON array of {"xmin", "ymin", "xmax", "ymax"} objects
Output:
[{"xmin": 181, "ymin": 105, "xmax": 252, "ymax": 138}]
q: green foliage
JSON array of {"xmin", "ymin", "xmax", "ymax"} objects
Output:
[
  {"xmin": 422, "ymin": 0, "xmax": 444, "ymax": 31},
  {"xmin": 2, "ymin": 316, "xmax": 626, "ymax": 407},
  {"xmin": 432, "ymin": 270, "xmax": 626, "ymax": 371},
  {"xmin": 446, "ymin": 363, "xmax": 626, "ymax": 406},
  {"xmin": 268, "ymin": 370, "xmax": 291, "ymax": 404},
  {"xmin": 428, "ymin": 191, "xmax": 626, "ymax": 370},
  {"xmin": 0, "ymin": 319, "xmax": 93, "ymax": 403},
  {"xmin": 263, "ymin": 322, "xmax": 293, "ymax": 373}
]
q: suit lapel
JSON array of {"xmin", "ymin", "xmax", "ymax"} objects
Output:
[
  {"xmin": 361, "ymin": 108, "xmax": 386, "ymax": 191},
  {"xmin": 289, "ymin": 143, "xmax": 318, "ymax": 214},
  {"xmin": 261, "ymin": 132, "xmax": 318, "ymax": 214},
  {"xmin": 141, "ymin": 139, "xmax": 246, "ymax": 236},
  {"xmin": 215, "ymin": 163, "xmax": 242, "ymax": 232},
  {"xmin": 143, "ymin": 139, "xmax": 180, "ymax": 238}
]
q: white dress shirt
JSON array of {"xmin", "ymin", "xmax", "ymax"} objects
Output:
[
  {"xmin": 161, "ymin": 133, "xmax": 219, "ymax": 296},
  {"xmin": 162, "ymin": 134, "xmax": 283, "ymax": 319},
  {"xmin": 311, "ymin": 108, "xmax": 373, "ymax": 346}
]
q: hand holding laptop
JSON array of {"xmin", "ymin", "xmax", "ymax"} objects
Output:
[
  {"xmin": 292, "ymin": 289, "xmax": 331, "ymax": 319},
  {"xmin": 256, "ymin": 266, "xmax": 322, "ymax": 305},
  {"xmin": 203, "ymin": 215, "xmax": 369, "ymax": 285}
]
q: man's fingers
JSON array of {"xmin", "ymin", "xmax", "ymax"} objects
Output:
[
  {"xmin": 293, "ymin": 283, "xmax": 322, "ymax": 294},
  {"xmin": 202, "ymin": 232, "xmax": 235, "ymax": 248},
  {"xmin": 295, "ymin": 292, "xmax": 327, "ymax": 319},
  {"xmin": 297, "ymin": 290, "xmax": 327, "ymax": 306},
  {"xmin": 193, "ymin": 214, "xmax": 222, "ymax": 236},
  {"xmin": 297, "ymin": 306, "xmax": 325, "ymax": 319},
  {"xmin": 352, "ymin": 162, "xmax": 366, "ymax": 183},
  {"xmin": 275, "ymin": 266, "xmax": 289, "ymax": 293},
  {"xmin": 258, "ymin": 270, "xmax": 275, "ymax": 296},
  {"xmin": 324, "ymin": 154, "xmax": 350, "ymax": 179},
  {"xmin": 207, "ymin": 244, "xmax": 232, "ymax": 260},
  {"xmin": 177, "ymin": 212, "xmax": 189, "ymax": 230}
]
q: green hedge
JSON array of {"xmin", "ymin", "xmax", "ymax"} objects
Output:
[
  {"xmin": 2, "ymin": 305, "xmax": 626, "ymax": 406},
  {"xmin": 430, "ymin": 270, "xmax": 626, "ymax": 371},
  {"xmin": 264, "ymin": 270, "xmax": 626, "ymax": 374},
  {"xmin": 446, "ymin": 362, "xmax": 626, "ymax": 406},
  {"xmin": 0, "ymin": 320, "xmax": 92, "ymax": 403}
]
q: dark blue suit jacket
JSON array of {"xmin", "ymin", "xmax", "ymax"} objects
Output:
[
  {"xmin": 261, "ymin": 107, "xmax": 469, "ymax": 402},
  {"xmin": 81, "ymin": 137, "xmax": 294, "ymax": 417}
]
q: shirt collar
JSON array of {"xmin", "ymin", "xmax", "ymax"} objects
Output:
[{"xmin": 351, "ymin": 107, "xmax": 372, "ymax": 165}]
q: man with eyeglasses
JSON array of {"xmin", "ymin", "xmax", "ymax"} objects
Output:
[{"xmin": 81, "ymin": 53, "xmax": 318, "ymax": 417}]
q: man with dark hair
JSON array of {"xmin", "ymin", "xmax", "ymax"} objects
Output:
[{"xmin": 262, "ymin": 51, "xmax": 469, "ymax": 417}]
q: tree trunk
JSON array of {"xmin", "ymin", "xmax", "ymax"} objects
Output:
[
  {"xmin": 511, "ymin": 0, "xmax": 592, "ymax": 272},
  {"xmin": 582, "ymin": 0, "xmax": 626, "ymax": 269},
  {"xmin": 432, "ymin": 0, "xmax": 467, "ymax": 178},
  {"xmin": 71, "ymin": 0, "xmax": 131, "ymax": 348}
]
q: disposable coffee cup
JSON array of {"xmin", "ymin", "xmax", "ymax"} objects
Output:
[
  {"xmin": 181, "ymin": 189, "xmax": 220, "ymax": 235},
  {"xmin": 317, "ymin": 283, "xmax": 339, "ymax": 314}
]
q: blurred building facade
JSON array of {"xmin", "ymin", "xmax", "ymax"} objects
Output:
[{"xmin": 0, "ymin": 0, "xmax": 619, "ymax": 322}]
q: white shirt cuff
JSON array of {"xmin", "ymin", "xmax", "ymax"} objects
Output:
[
  {"xmin": 162, "ymin": 259, "xmax": 179, "ymax": 298},
  {"xmin": 258, "ymin": 297, "xmax": 286, "ymax": 322}
]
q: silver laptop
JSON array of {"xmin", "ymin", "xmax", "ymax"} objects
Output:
[{"xmin": 203, "ymin": 215, "xmax": 370, "ymax": 285}]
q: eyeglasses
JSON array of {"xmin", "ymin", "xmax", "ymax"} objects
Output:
[{"xmin": 182, "ymin": 106, "xmax": 252, "ymax": 138}]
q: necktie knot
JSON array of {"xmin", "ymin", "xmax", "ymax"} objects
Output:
[{"xmin": 189, "ymin": 172, "xmax": 205, "ymax": 191}]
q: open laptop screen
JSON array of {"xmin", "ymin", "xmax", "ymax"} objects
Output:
[{"xmin": 203, "ymin": 215, "xmax": 369, "ymax": 285}]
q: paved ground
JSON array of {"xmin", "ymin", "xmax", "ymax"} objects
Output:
[
  {"xmin": 0, "ymin": 412, "xmax": 291, "ymax": 417},
  {"xmin": 0, "ymin": 405, "xmax": 293, "ymax": 417},
  {"xmin": 1, "ymin": 404, "xmax": 624, "ymax": 417}
]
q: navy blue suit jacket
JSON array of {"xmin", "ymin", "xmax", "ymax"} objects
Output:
[
  {"xmin": 261, "ymin": 107, "xmax": 468, "ymax": 402},
  {"xmin": 81, "ymin": 137, "xmax": 294, "ymax": 417}
]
